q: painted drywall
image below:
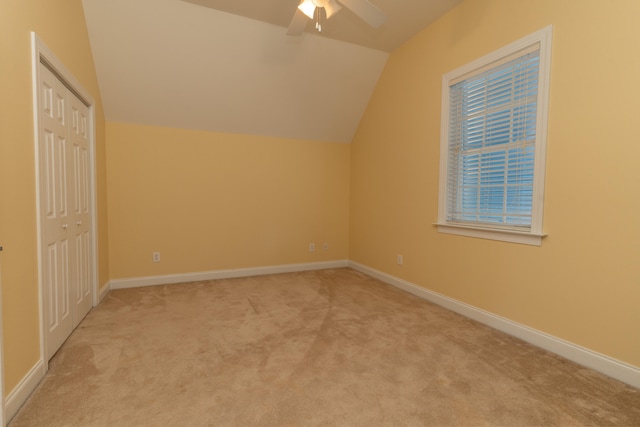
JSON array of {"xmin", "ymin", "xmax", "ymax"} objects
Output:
[
  {"xmin": 0, "ymin": 0, "xmax": 108, "ymax": 392},
  {"xmin": 350, "ymin": 0, "xmax": 640, "ymax": 368},
  {"xmin": 106, "ymin": 122, "xmax": 350, "ymax": 280},
  {"xmin": 82, "ymin": 0, "xmax": 389, "ymax": 144}
]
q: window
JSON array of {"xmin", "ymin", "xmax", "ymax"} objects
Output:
[{"xmin": 436, "ymin": 26, "xmax": 552, "ymax": 246}]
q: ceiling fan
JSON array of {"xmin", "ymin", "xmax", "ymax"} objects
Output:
[{"xmin": 287, "ymin": 0, "xmax": 387, "ymax": 35}]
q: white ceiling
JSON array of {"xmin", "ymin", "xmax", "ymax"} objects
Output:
[{"xmin": 82, "ymin": 0, "xmax": 461, "ymax": 143}]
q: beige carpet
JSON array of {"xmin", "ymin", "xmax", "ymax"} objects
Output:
[{"xmin": 9, "ymin": 268, "xmax": 640, "ymax": 426}]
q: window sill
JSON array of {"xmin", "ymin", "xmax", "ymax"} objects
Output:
[{"xmin": 435, "ymin": 223, "xmax": 547, "ymax": 246}]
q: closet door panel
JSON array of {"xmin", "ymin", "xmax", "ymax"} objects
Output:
[
  {"xmin": 39, "ymin": 65, "xmax": 74, "ymax": 359},
  {"xmin": 69, "ymin": 92, "xmax": 92, "ymax": 326}
]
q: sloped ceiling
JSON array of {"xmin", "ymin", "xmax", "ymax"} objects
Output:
[{"xmin": 82, "ymin": 0, "xmax": 461, "ymax": 143}]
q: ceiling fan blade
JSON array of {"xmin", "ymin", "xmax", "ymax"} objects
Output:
[
  {"xmin": 325, "ymin": 0, "xmax": 342, "ymax": 19},
  {"xmin": 287, "ymin": 8, "xmax": 310, "ymax": 35},
  {"xmin": 339, "ymin": 0, "xmax": 387, "ymax": 28}
]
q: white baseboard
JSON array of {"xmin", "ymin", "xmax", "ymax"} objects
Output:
[
  {"xmin": 349, "ymin": 261, "xmax": 640, "ymax": 390},
  {"xmin": 110, "ymin": 260, "xmax": 350, "ymax": 290},
  {"xmin": 4, "ymin": 359, "xmax": 45, "ymax": 422}
]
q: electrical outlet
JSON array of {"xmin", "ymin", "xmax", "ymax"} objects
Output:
[
  {"xmin": 323, "ymin": 242, "xmax": 328, "ymax": 251},
  {"xmin": 309, "ymin": 243, "xmax": 315, "ymax": 252},
  {"xmin": 397, "ymin": 254, "xmax": 403, "ymax": 266},
  {"xmin": 153, "ymin": 252, "xmax": 161, "ymax": 263}
]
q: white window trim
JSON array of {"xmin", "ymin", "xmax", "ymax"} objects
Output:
[{"xmin": 435, "ymin": 25, "xmax": 553, "ymax": 246}]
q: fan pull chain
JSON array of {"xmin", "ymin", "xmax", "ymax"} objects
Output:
[{"xmin": 315, "ymin": 8, "xmax": 322, "ymax": 32}]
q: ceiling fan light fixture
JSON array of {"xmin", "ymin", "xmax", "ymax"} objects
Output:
[
  {"xmin": 298, "ymin": 0, "xmax": 317, "ymax": 19},
  {"xmin": 289, "ymin": 0, "xmax": 388, "ymax": 36}
]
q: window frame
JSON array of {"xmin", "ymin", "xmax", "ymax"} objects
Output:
[{"xmin": 436, "ymin": 26, "xmax": 553, "ymax": 246}]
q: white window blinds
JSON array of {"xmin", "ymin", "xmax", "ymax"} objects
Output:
[{"xmin": 446, "ymin": 48, "xmax": 540, "ymax": 229}]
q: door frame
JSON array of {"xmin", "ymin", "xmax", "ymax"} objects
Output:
[
  {"xmin": 31, "ymin": 33, "xmax": 98, "ymax": 366},
  {"xmin": 0, "ymin": 246, "xmax": 6, "ymax": 426}
]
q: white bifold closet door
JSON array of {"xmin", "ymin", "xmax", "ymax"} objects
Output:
[{"xmin": 39, "ymin": 63, "xmax": 92, "ymax": 360}]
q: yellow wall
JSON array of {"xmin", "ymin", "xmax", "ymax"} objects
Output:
[
  {"xmin": 350, "ymin": 0, "xmax": 640, "ymax": 367},
  {"xmin": 106, "ymin": 122, "xmax": 350, "ymax": 279},
  {"xmin": 0, "ymin": 0, "xmax": 108, "ymax": 392}
]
